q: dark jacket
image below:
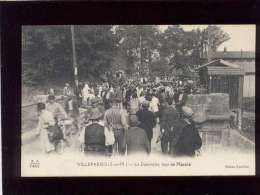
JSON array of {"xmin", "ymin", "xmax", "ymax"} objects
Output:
[
  {"xmin": 173, "ymin": 91, "xmax": 180, "ymax": 105},
  {"xmin": 126, "ymin": 126, "xmax": 151, "ymax": 155},
  {"xmin": 84, "ymin": 123, "xmax": 105, "ymax": 152},
  {"xmin": 158, "ymin": 92, "xmax": 167, "ymax": 104},
  {"xmin": 171, "ymin": 118, "xmax": 202, "ymax": 156},
  {"xmin": 160, "ymin": 106, "xmax": 178, "ymax": 132},
  {"xmin": 136, "ymin": 109, "xmax": 156, "ymax": 141},
  {"xmin": 178, "ymin": 92, "xmax": 188, "ymax": 107}
]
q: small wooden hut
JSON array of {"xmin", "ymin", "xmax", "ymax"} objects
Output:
[{"xmin": 196, "ymin": 59, "xmax": 244, "ymax": 109}]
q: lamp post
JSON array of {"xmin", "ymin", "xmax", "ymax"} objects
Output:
[{"xmin": 71, "ymin": 25, "xmax": 78, "ymax": 88}]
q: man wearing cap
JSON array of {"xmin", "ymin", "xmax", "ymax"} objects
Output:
[
  {"xmin": 136, "ymin": 100, "xmax": 156, "ymax": 145},
  {"xmin": 46, "ymin": 95, "xmax": 68, "ymax": 120},
  {"xmin": 63, "ymin": 83, "xmax": 73, "ymax": 97},
  {"xmin": 104, "ymin": 94, "xmax": 128, "ymax": 155},
  {"xmin": 170, "ymin": 106, "xmax": 202, "ymax": 157},
  {"xmin": 126, "ymin": 115, "xmax": 151, "ymax": 155}
]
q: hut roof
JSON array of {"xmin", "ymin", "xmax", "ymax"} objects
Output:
[{"xmin": 195, "ymin": 59, "xmax": 244, "ymax": 76}]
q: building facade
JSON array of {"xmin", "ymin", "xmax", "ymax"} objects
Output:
[{"xmin": 201, "ymin": 50, "xmax": 255, "ymax": 97}]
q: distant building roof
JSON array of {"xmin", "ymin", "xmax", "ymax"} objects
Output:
[
  {"xmin": 196, "ymin": 59, "xmax": 244, "ymax": 75},
  {"xmin": 202, "ymin": 51, "xmax": 255, "ymax": 59}
]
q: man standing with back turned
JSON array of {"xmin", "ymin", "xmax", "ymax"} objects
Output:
[
  {"xmin": 104, "ymin": 93, "xmax": 128, "ymax": 155},
  {"xmin": 160, "ymin": 101, "xmax": 179, "ymax": 154},
  {"xmin": 136, "ymin": 100, "xmax": 156, "ymax": 147}
]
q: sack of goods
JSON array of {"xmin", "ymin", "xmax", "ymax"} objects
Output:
[{"xmin": 104, "ymin": 127, "xmax": 115, "ymax": 146}]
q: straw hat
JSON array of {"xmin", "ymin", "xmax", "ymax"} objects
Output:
[
  {"xmin": 89, "ymin": 107, "xmax": 103, "ymax": 120},
  {"xmin": 182, "ymin": 106, "xmax": 194, "ymax": 117},
  {"xmin": 142, "ymin": 100, "xmax": 150, "ymax": 108},
  {"xmin": 109, "ymin": 93, "xmax": 121, "ymax": 103},
  {"xmin": 91, "ymin": 97, "xmax": 101, "ymax": 107}
]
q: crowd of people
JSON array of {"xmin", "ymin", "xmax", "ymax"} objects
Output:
[{"xmin": 36, "ymin": 75, "xmax": 202, "ymax": 157}]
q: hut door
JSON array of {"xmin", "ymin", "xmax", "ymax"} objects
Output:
[
  {"xmin": 209, "ymin": 75, "xmax": 239, "ymax": 109},
  {"xmin": 210, "ymin": 75, "xmax": 229, "ymax": 93}
]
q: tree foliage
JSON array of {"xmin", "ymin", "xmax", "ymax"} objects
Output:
[
  {"xmin": 206, "ymin": 25, "xmax": 230, "ymax": 51},
  {"xmin": 22, "ymin": 25, "xmax": 116, "ymax": 85},
  {"xmin": 114, "ymin": 25, "xmax": 160, "ymax": 75},
  {"xmin": 22, "ymin": 25, "xmax": 230, "ymax": 86}
]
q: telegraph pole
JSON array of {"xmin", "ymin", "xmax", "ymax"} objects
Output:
[{"xmin": 71, "ymin": 25, "xmax": 79, "ymax": 88}]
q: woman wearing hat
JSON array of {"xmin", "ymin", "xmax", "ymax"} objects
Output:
[
  {"xmin": 36, "ymin": 103, "xmax": 56, "ymax": 154},
  {"xmin": 170, "ymin": 106, "xmax": 202, "ymax": 157}
]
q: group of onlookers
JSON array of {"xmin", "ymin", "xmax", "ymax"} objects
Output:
[{"xmin": 36, "ymin": 78, "xmax": 202, "ymax": 157}]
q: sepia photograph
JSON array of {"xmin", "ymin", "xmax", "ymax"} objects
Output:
[{"xmin": 21, "ymin": 25, "xmax": 255, "ymax": 176}]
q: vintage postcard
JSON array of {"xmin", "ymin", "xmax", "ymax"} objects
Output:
[{"xmin": 21, "ymin": 25, "xmax": 255, "ymax": 176}]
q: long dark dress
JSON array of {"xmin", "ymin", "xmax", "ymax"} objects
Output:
[
  {"xmin": 84, "ymin": 123, "xmax": 106, "ymax": 155},
  {"xmin": 171, "ymin": 119, "xmax": 202, "ymax": 156},
  {"xmin": 136, "ymin": 109, "xmax": 156, "ymax": 142}
]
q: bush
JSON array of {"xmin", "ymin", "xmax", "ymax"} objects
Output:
[{"xmin": 242, "ymin": 116, "xmax": 255, "ymax": 142}]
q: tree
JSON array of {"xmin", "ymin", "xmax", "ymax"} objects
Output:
[
  {"xmin": 22, "ymin": 25, "xmax": 230, "ymax": 86},
  {"xmin": 22, "ymin": 25, "xmax": 117, "ymax": 85},
  {"xmin": 205, "ymin": 25, "xmax": 230, "ymax": 52},
  {"xmin": 157, "ymin": 25, "xmax": 200, "ymax": 73},
  {"xmin": 156, "ymin": 25, "xmax": 230, "ymax": 74},
  {"xmin": 74, "ymin": 25, "xmax": 116, "ymax": 81},
  {"xmin": 114, "ymin": 25, "xmax": 160, "ymax": 76},
  {"xmin": 22, "ymin": 26, "xmax": 75, "ymax": 85}
]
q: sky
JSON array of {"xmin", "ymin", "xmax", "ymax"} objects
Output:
[{"xmin": 159, "ymin": 25, "xmax": 255, "ymax": 52}]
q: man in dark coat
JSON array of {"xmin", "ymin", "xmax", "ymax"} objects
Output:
[
  {"xmin": 126, "ymin": 115, "xmax": 151, "ymax": 155},
  {"xmin": 171, "ymin": 106, "xmax": 202, "ymax": 157},
  {"xmin": 136, "ymin": 100, "xmax": 156, "ymax": 145},
  {"xmin": 159, "ymin": 101, "xmax": 179, "ymax": 154},
  {"xmin": 175, "ymin": 87, "xmax": 188, "ymax": 119},
  {"xmin": 173, "ymin": 88, "xmax": 180, "ymax": 106},
  {"xmin": 84, "ymin": 107, "xmax": 106, "ymax": 156}
]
